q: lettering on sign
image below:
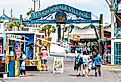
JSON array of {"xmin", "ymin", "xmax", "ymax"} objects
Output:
[
  {"xmin": 31, "ymin": 4, "xmax": 91, "ymax": 20},
  {"xmin": 7, "ymin": 34, "xmax": 22, "ymax": 39}
]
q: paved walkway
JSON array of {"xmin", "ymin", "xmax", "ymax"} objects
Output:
[
  {"xmin": 102, "ymin": 65, "xmax": 121, "ymax": 71},
  {"xmin": 1, "ymin": 57, "xmax": 121, "ymax": 82}
]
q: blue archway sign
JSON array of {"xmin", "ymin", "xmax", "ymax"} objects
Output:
[
  {"xmin": 23, "ymin": 4, "xmax": 100, "ymax": 25},
  {"xmin": 31, "ymin": 4, "xmax": 91, "ymax": 20}
]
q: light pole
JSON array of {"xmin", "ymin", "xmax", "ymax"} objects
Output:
[
  {"xmin": 32, "ymin": 0, "xmax": 38, "ymax": 11},
  {"xmin": 38, "ymin": 0, "xmax": 40, "ymax": 10}
]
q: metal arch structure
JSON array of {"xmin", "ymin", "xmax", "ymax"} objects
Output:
[{"xmin": 23, "ymin": 4, "xmax": 100, "ymax": 25}]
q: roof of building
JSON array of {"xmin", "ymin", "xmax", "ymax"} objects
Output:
[{"xmin": 0, "ymin": 14, "xmax": 10, "ymax": 20}]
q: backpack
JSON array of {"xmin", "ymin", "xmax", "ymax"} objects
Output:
[
  {"xmin": 79, "ymin": 56, "xmax": 83, "ymax": 63},
  {"xmin": 75, "ymin": 55, "xmax": 83, "ymax": 63},
  {"xmin": 74, "ymin": 55, "xmax": 83, "ymax": 71}
]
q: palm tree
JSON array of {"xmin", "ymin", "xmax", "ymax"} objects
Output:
[
  {"xmin": 26, "ymin": 9, "xmax": 35, "ymax": 16},
  {"xmin": 9, "ymin": 22, "xmax": 22, "ymax": 31},
  {"xmin": 0, "ymin": 20, "xmax": 3, "ymax": 23},
  {"xmin": 41, "ymin": 25, "xmax": 56, "ymax": 37}
]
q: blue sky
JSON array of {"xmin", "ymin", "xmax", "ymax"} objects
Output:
[{"xmin": 0, "ymin": 0, "xmax": 111, "ymax": 24}]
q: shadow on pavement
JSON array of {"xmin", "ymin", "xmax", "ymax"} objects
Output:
[
  {"xmin": 69, "ymin": 74, "xmax": 96, "ymax": 77},
  {"xmin": 69, "ymin": 74, "xmax": 78, "ymax": 77},
  {"xmin": 26, "ymin": 74, "xmax": 35, "ymax": 77}
]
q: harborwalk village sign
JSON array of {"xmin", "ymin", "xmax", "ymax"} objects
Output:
[
  {"xmin": 23, "ymin": 4, "xmax": 99, "ymax": 24},
  {"xmin": 31, "ymin": 4, "xmax": 91, "ymax": 20}
]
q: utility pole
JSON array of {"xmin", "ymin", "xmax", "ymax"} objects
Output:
[
  {"xmin": 32, "ymin": 0, "xmax": 38, "ymax": 11},
  {"xmin": 39, "ymin": 0, "xmax": 40, "ymax": 10},
  {"xmin": 10, "ymin": 9, "xmax": 13, "ymax": 22},
  {"xmin": 10, "ymin": 9, "xmax": 13, "ymax": 19},
  {"xmin": 110, "ymin": 0, "xmax": 115, "ymax": 65},
  {"xmin": 3, "ymin": 9, "xmax": 5, "ymax": 15}
]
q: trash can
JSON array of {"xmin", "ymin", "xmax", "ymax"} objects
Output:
[{"xmin": 8, "ymin": 56, "xmax": 15, "ymax": 77}]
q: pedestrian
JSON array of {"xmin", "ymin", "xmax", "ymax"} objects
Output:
[
  {"xmin": 74, "ymin": 51, "xmax": 83, "ymax": 76},
  {"xmin": 88, "ymin": 56, "xmax": 93, "ymax": 76},
  {"xmin": 82, "ymin": 54, "xmax": 89, "ymax": 77},
  {"xmin": 94, "ymin": 53, "xmax": 102, "ymax": 77},
  {"xmin": 19, "ymin": 51, "xmax": 26, "ymax": 76},
  {"xmin": 40, "ymin": 46, "xmax": 48, "ymax": 71}
]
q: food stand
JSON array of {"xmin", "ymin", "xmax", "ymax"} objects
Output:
[{"xmin": 6, "ymin": 34, "xmax": 26, "ymax": 77}]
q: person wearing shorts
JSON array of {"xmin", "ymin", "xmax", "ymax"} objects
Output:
[
  {"xmin": 88, "ymin": 56, "xmax": 93, "ymax": 76},
  {"xmin": 41, "ymin": 59, "xmax": 47, "ymax": 65},
  {"xmin": 74, "ymin": 51, "xmax": 83, "ymax": 76},
  {"xmin": 82, "ymin": 55, "xmax": 89, "ymax": 77},
  {"xmin": 94, "ymin": 54, "xmax": 102, "ymax": 77},
  {"xmin": 40, "ymin": 47, "xmax": 48, "ymax": 71}
]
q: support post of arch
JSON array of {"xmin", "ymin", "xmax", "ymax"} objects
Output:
[
  {"xmin": 99, "ymin": 14, "xmax": 104, "ymax": 57},
  {"xmin": 56, "ymin": 24, "xmax": 61, "ymax": 42}
]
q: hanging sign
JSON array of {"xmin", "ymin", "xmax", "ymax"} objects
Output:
[{"xmin": 53, "ymin": 57, "xmax": 64, "ymax": 73}]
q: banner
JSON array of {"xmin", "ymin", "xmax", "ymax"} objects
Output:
[{"xmin": 53, "ymin": 57, "xmax": 64, "ymax": 73}]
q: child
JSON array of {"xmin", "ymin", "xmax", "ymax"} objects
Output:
[
  {"xmin": 88, "ymin": 56, "xmax": 93, "ymax": 76},
  {"xmin": 19, "ymin": 51, "xmax": 26, "ymax": 76},
  {"xmin": 40, "ymin": 47, "xmax": 48, "ymax": 71},
  {"xmin": 82, "ymin": 54, "xmax": 89, "ymax": 77},
  {"xmin": 74, "ymin": 51, "xmax": 83, "ymax": 76},
  {"xmin": 94, "ymin": 54, "xmax": 102, "ymax": 77}
]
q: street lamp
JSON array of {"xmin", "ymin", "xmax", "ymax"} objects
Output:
[{"xmin": 32, "ymin": 0, "xmax": 38, "ymax": 11}]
